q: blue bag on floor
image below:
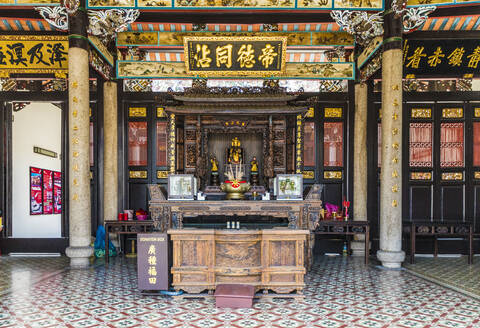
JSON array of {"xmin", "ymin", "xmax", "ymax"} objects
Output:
[{"xmin": 94, "ymin": 226, "xmax": 117, "ymax": 258}]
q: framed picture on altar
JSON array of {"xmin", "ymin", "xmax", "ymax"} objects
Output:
[
  {"xmin": 168, "ymin": 174, "xmax": 195, "ymax": 200},
  {"xmin": 276, "ymin": 174, "xmax": 303, "ymax": 200}
]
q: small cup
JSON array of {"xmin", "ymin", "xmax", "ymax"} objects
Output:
[{"xmin": 124, "ymin": 210, "xmax": 134, "ymax": 220}]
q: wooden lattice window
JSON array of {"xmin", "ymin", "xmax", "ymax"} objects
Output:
[
  {"xmin": 440, "ymin": 122, "xmax": 464, "ymax": 167},
  {"xmin": 409, "ymin": 123, "xmax": 433, "ymax": 167}
]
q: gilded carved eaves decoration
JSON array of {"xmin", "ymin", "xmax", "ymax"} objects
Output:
[
  {"xmin": 64, "ymin": 0, "xmax": 80, "ymax": 15},
  {"xmin": 35, "ymin": 6, "xmax": 68, "ymax": 31},
  {"xmin": 35, "ymin": 5, "xmax": 140, "ymax": 42},
  {"xmin": 330, "ymin": 11, "xmax": 384, "ymax": 46},
  {"xmin": 402, "ymin": 6, "xmax": 436, "ymax": 33},
  {"xmin": 88, "ymin": 9, "xmax": 140, "ymax": 41},
  {"xmin": 392, "ymin": 0, "xmax": 407, "ymax": 17}
]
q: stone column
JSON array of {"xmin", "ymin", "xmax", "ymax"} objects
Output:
[
  {"xmin": 65, "ymin": 0, "xmax": 93, "ymax": 268},
  {"xmin": 376, "ymin": 7, "xmax": 406, "ymax": 268},
  {"xmin": 103, "ymin": 81, "xmax": 118, "ymax": 222},
  {"xmin": 351, "ymin": 82, "xmax": 368, "ymax": 257}
]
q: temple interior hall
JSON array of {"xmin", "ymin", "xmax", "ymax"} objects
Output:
[{"xmin": 1, "ymin": 0, "xmax": 480, "ymax": 327}]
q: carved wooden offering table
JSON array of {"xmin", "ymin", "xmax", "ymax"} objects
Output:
[
  {"xmin": 150, "ymin": 200, "xmax": 323, "ymax": 230},
  {"xmin": 168, "ymin": 229, "xmax": 309, "ymax": 295}
]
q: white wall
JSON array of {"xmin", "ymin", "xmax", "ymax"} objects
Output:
[{"xmin": 12, "ymin": 102, "xmax": 62, "ymax": 238}]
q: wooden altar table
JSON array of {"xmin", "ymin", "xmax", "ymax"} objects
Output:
[
  {"xmin": 169, "ymin": 229, "xmax": 309, "ymax": 295},
  {"xmin": 149, "ymin": 200, "xmax": 323, "ymax": 231},
  {"xmin": 150, "ymin": 199, "xmax": 323, "ymax": 268}
]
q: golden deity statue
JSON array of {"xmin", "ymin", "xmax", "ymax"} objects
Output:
[
  {"xmin": 210, "ymin": 155, "xmax": 218, "ymax": 172},
  {"xmin": 250, "ymin": 157, "xmax": 258, "ymax": 173},
  {"xmin": 227, "ymin": 137, "xmax": 244, "ymax": 164}
]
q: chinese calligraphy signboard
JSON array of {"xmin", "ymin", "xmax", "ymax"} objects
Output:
[
  {"xmin": 137, "ymin": 233, "xmax": 168, "ymax": 291},
  {"xmin": 184, "ymin": 36, "xmax": 287, "ymax": 77},
  {"xmin": 404, "ymin": 39, "xmax": 480, "ymax": 78},
  {"xmin": 0, "ymin": 35, "xmax": 68, "ymax": 78}
]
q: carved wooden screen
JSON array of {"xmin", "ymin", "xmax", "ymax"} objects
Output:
[
  {"xmin": 405, "ymin": 103, "xmax": 467, "ymax": 223},
  {"xmin": 405, "ymin": 104, "xmax": 434, "ymax": 222},
  {"xmin": 126, "ymin": 105, "xmax": 170, "ymax": 213},
  {"xmin": 320, "ymin": 105, "xmax": 347, "ymax": 207}
]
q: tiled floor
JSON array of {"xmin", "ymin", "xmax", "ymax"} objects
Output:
[
  {"xmin": 0, "ymin": 256, "xmax": 69, "ymax": 296},
  {"xmin": 1, "ymin": 255, "xmax": 480, "ymax": 328},
  {"xmin": 404, "ymin": 256, "xmax": 480, "ymax": 300}
]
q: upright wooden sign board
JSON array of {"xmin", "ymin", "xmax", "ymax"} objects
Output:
[{"xmin": 137, "ymin": 233, "xmax": 169, "ymax": 291}]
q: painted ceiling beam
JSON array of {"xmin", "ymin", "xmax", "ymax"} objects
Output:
[{"xmin": 2, "ymin": 15, "xmax": 480, "ymax": 33}]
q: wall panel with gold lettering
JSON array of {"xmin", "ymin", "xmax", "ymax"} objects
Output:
[
  {"xmin": 404, "ymin": 39, "xmax": 480, "ymax": 79},
  {"xmin": 0, "ymin": 35, "xmax": 68, "ymax": 78}
]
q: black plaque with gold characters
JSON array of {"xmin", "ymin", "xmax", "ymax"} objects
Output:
[
  {"xmin": 184, "ymin": 36, "xmax": 287, "ymax": 77},
  {"xmin": 137, "ymin": 233, "xmax": 169, "ymax": 291},
  {"xmin": 403, "ymin": 39, "xmax": 480, "ymax": 78}
]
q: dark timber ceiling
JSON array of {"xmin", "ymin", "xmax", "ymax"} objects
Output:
[{"xmin": 2, "ymin": 4, "xmax": 480, "ymax": 23}]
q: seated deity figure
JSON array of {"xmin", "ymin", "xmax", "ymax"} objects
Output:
[{"xmin": 226, "ymin": 137, "xmax": 244, "ymax": 165}]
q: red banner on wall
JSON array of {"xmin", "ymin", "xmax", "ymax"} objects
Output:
[
  {"xmin": 43, "ymin": 169, "xmax": 53, "ymax": 215},
  {"xmin": 30, "ymin": 167, "xmax": 43, "ymax": 215},
  {"xmin": 53, "ymin": 171, "xmax": 62, "ymax": 214},
  {"xmin": 30, "ymin": 167, "xmax": 62, "ymax": 215}
]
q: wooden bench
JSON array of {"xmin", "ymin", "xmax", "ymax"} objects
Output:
[{"xmin": 405, "ymin": 221, "xmax": 473, "ymax": 264}]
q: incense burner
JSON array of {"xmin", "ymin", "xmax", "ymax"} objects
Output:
[{"xmin": 221, "ymin": 180, "xmax": 251, "ymax": 200}]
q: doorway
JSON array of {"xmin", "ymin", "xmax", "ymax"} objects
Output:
[{"xmin": 1, "ymin": 101, "xmax": 68, "ymax": 253}]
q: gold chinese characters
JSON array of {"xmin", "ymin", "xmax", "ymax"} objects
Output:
[
  {"xmin": 184, "ymin": 36, "xmax": 287, "ymax": 76},
  {"xmin": 148, "ymin": 245, "xmax": 157, "ymax": 285}
]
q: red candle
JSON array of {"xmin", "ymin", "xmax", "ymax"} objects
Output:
[{"xmin": 118, "ymin": 213, "xmax": 123, "ymax": 221}]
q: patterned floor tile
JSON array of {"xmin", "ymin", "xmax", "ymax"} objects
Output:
[
  {"xmin": 2, "ymin": 255, "xmax": 480, "ymax": 328},
  {"xmin": 0, "ymin": 256, "xmax": 68, "ymax": 296},
  {"xmin": 313, "ymin": 319, "xmax": 344, "ymax": 328},
  {"xmin": 404, "ymin": 256, "xmax": 480, "ymax": 300}
]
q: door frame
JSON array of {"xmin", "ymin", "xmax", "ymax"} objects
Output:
[{"xmin": 0, "ymin": 92, "xmax": 68, "ymax": 252}]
